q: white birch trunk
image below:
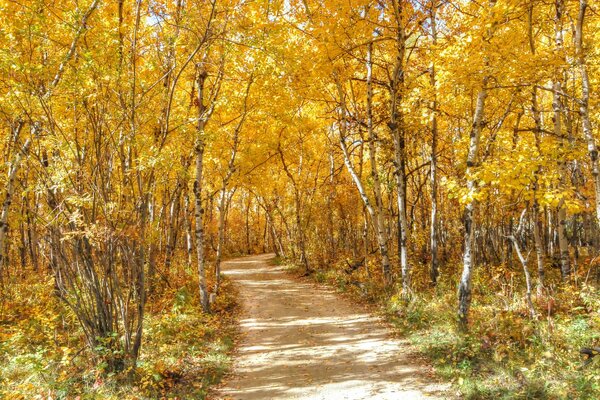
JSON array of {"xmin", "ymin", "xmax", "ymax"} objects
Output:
[
  {"xmin": 429, "ymin": 2, "xmax": 439, "ymax": 284},
  {"xmin": 0, "ymin": 122, "xmax": 28, "ymax": 278},
  {"xmin": 336, "ymin": 78, "xmax": 391, "ymax": 284},
  {"xmin": 195, "ymin": 67, "xmax": 210, "ymax": 313},
  {"xmin": 390, "ymin": 0, "xmax": 409, "ymax": 293},
  {"xmin": 553, "ymin": 0, "xmax": 570, "ymax": 279},
  {"xmin": 528, "ymin": 4, "xmax": 546, "ymax": 295},
  {"xmin": 366, "ymin": 43, "xmax": 392, "ymax": 284},
  {"xmin": 575, "ymin": 0, "xmax": 600, "ymax": 228},
  {"xmin": 458, "ymin": 84, "xmax": 488, "ymax": 329}
]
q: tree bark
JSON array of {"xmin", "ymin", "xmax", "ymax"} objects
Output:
[
  {"xmin": 366, "ymin": 43, "xmax": 392, "ymax": 285},
  {"xmin": 0, "ymin": 121, "xmax": 29, "ymax": 281},
  {"xmin": 390, "ymin": 0, "xmax": 410, "ymax": 295},
  {"xmin": 336, "ymin": 76, "xmax": 391, "ymax": 284},
  {"xmin": 458, "ymin": 82, "xmax": 488, "ymax": 330},
  {"xmin": 575, "ymin": 0, "xmax": 600, "ymax": 230},
  {"xmin": 278, "ymin": 144, "xmax": 310, "ymax": 273},
  {"xmin": 508, "ymin": 231, "xmax": 537, "ymax": 320},
  {"xmin": 528, "ymin": 3, "xmax": 546, "ymax": 295},
  {"xmin": 195, "ymin": 66, "xmax": 210, "ymax": 313},
  {"xmin": 553, "ymin": 0, "xmax": 570, "ymax": 280},
  {"xmin": 429, "ymin": 1, "xmax": 439, "ymax": 285}
]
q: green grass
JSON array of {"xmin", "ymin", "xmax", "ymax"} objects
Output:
[{"xmin": 269, "ymin": 255, "xmax": 284, "ymax": 266}]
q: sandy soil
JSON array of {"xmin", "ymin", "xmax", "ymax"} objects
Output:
[{"xmin": 213, "ymin": 254, "xmax": 451, "ymax": 400}]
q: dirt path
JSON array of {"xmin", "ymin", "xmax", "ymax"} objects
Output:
[{"xmin": 214, "ymin": 254, "xmax": 451, "ymax": 400}]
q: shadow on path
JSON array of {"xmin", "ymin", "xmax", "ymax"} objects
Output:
[{"xmin": 214, "ymin": 254, "xmax": 450, "ymax": 400}]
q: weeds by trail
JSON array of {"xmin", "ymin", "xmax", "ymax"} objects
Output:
[
  {"xmin": 291, "ymin": 258, "xmax": 600, "ymax": 400},
  {"xmin": 0, "ymin": 266, "xmax": 239, "ymax": 400}
]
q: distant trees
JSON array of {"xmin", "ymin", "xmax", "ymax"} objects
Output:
[{"xmin": 253, "ymin": 0, "xmax": 600, "ymax": 331}]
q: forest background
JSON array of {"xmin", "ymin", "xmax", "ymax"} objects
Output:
[{"xmin": 0, "ymin": 0, "xmax": 599, "ymax": 398}]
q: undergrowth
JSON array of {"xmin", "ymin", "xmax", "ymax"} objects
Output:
[
  {"xmin": 0, "ymin": 265, "xmax": 239, "ymax": 399},
  {"xmin": 292, "ymin": 256, "xmax": 600, "ymax": 399}
]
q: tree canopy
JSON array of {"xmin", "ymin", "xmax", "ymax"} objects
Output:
[{"xmin": 1, "ymin": 0, "xmax": 600, "ymax": 398}]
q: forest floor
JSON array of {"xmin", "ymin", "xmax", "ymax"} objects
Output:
[{"xmin": 213, "ymin": 253, "xmax": 450, "ymax": 400}]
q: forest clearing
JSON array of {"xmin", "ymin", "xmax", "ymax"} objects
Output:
[{"xmin": 0, "ymin": 0, "xmax": 599, "ymax": 399}]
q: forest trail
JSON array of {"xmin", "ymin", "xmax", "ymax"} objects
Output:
[{"xmin": 214, "ymin": 254, "xmax": 451, "ymax": 400}]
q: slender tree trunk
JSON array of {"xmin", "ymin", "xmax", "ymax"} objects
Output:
[
  {"xmin": 458, "ymin": 83, "xmax": 488, "ymax": 330},
  {"xmin": 509, "ymin": 232, "xmax": 537, "ymax": 319},
  {"xmin": 245, "ymin": 195, "xmax": 251, "ymax": 254},
  {"xmin": 164, "ymin": 180, "xmax": 182, "ymax": 273},
  {"xmin": 575, "ymin": 0, "xmax": 600, "ymax": 229},
  {"xmin": 362, "ymin": 206, "xmax": 371, "ymax": 279},
  {"xmin": 278, "ymin": 145, "xmax": 310, "ymax": 273},
  {"xmin": 184, "ymin": 192, "xmax": 193, "ymax": 267},
  {"xmin": 366, "ymin": 43, "xmax": 391, "ymax": 285},
  {"xmin": 0, "ymin": 121, "xmax": 28, "ymax": 281},
  {"xmin": 326, "ymin": 151, "xmax": 336, "ymax": 263},
  {"xmin": 294, "ymin": 191, "xmax": 309, "ymax": 272},
  {"xmin": 263, "ymin": 203, "xmax": 284, "ymax": 257},
  {"xmin": 528, "ymin": 4, "xmax": 546, "ymax": 295},
  {"xmin": 25, "ymin": 192, "xmax": 39, "ymax": 271},
  {"xmin": 532, "ymin": 200, "xmax": 545, "ymax": 294},
  {"xmin": 194, "ymin": 66, "xmax": 210, "ymax": 313},
  {"xmin": 336, "ymin": 77, "xmax": 391, "ymax": 284},
  {"xmin": 429, "ymin": 2, "xmax": 439, "ymax": 284},
  {"xmin": 390, "ymin": 0, "xmax": 410, "ymax": 295},
  {"xmin": 131, "ymin": 0, "xmax": 146, "ymax": 364},
  {"xmin": 546, "ymin": 207, "xmax": 554, "ymax": 257},
  {"xmin": 552, "ymin": 0, "xmax": 570, "ymax": 280},
  {"xmin": 274, "ymin": 201, "xmax": 295, "ymax": 259},
  {"xmin": 214, "ymin": 186, "xmax": 227, "ymax": 293}
]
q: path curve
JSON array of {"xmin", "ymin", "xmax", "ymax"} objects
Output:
[{"xmin": 214, "ymin": 254, "xmax": 450, "ymax": 400}]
